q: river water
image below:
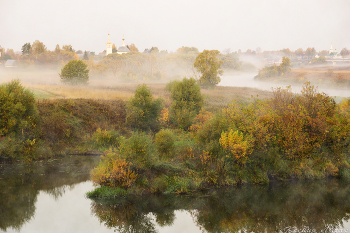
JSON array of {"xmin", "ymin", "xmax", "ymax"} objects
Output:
[
  {"xmin": 220, "ymin": 73, "xmax": 350, "ymax": 98},
  {"xmin": 1, "ymin": 155, "xmax": 350, "ymax": 233}
]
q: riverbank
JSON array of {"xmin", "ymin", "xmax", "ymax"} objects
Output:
[
  {"xmin": 86, "ymin": 82, "xmax": 350, "ymax": 198},
  {"xmin": 0, "ymin": 80, "xmax": 273, "ymax": 161},
  {"xmin": 1, "ymin": 80, "xmax": 350, "ymax": 198},
  {"xmin": 255, "ymin": 65, "xmax": 350, "ymax": 89}
]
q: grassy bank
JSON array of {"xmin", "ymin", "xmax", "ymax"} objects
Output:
[
  {"xmin": 0, "ymin": 80, "xmax": 272, "ymax": 161},
  {"xmin": 1, "ymin": 80, "xmax": 350, "ymax": 197},
  {"xmin": 87, "ymin": 82, "xmax": 350, "ymax": 198}
]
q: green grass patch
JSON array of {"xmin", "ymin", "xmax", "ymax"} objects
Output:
[
  {"xmin": 30, "ymin": 88, "xmax": 58, "ymax": 99},
  {"xmin": 86, "ymin": 186, "xmax": 127, "ymax": 199}
]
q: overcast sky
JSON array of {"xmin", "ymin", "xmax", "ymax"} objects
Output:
[{"xmin": 1, "ymin": 0, "xmax": 349, "ymax": 53}]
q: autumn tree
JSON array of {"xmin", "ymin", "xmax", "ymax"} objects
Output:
[
  {"xmin": 62, "ymin": 45, "xmax": 74, "ymax": 52},
  {"xmin": 319, "ymin": 50, "xmax": 328, "ymax": 56},
  {"xmin": 59, "ymin": 60, "xmax": 89, "ymax": 84},
  {"xmin": 150, "ymin": 47, "xmax": 159, "ymax": 53},
  {"xmin": 278, "ymin": 56, "xmax": 291, "ymax": 74},
  {"xmin": 112, "ymin": 44, "xmax": 117, "ymax": 53},
  {"xmin": 280, "ymin": 48, "xmax": 293, "ymax": 57},
  {"xmin": 305, "ymin": 47, "xmax": 316, "ymax": 59},
  {"xmin": 311, "ymin": 56, "xmax": 327, "ymax": 64},
  {"xmin": 6, "ymin": 49, "xmax": 16, "ymax": 59},
  {"xmin": 340, "ymin": 48, "xmax": 349, "ymax": 58},
  {"xmin": 194, "ymin": 50, "xmax": 223, "ymax": 89},
  {"xmin": 221, "ymin": 53, "xmax": 241, "ymax": 70},
  {"xmin": 128, "ymin": 44, "xmax": 139, "ymax": 52},
  {"xmin": 176, "ymin": 46, "xmax": 199, "ymax": 54},
  {"xmin": 295, "ymin": 48, "xmax": 304, "ymax": 57},
  {"xmin": 21, "ymin": 43, "xmax": 31, "ymax": 55},
  {"xmin": 55, "ymin": 44, "xmax": 61, "ymax": 53},
  {"xmin": 31, "ymin": 40, "xmax": 47, "ymax": 55},
  {"xmin": 83, "ymin": 51, "xmax": 89, "ymax": 60}
]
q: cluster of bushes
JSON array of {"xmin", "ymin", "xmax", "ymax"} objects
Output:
[
  {"xmin": 0, "ymin": 82, "xmax": 127, "ymax": 161},
  {"xmin": 1, "ymin": 79, "xmax": 350, "ymax": 195},
  {"xmin": 0, "ymin": 80, "xmax": 40, "ymax": 161},
  {"xmin": 255, "ymin": 56, "xmax": 291, "ymax": 79},
  {"xmin": 89, "ymin": 81, "xmax": 350, "ymax": 197},
  {"xmin": 311, "ymin": 56, "xmax": 327, "ymax": 64}
]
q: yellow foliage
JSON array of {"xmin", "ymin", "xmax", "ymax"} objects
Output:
[
  {"xmin": 219, "ymin": 130, "xmax": 252, "ymax": 160},
  {"xmin": 159, "ymin": 108, "xmax": 169, "ymax": 126},
  {"xmin": 340, "ymin": 98, "xmax": 350, "ymax": 113}
]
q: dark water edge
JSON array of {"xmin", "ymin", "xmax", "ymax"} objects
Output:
[{"xmin": 1, "ymin": 156, "xmax": 350, "ymax": 233}]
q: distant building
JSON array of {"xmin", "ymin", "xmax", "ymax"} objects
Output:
[
  {"xmin": 105, "ymin": 34, "xmax": 130, "ymax": 55},
  {"xmin": 106, "ymin": 33, "xmax": 113, "ymax": 56},
  {"xmin": 4, "ymin": 60, "xmax": 18, "ymax": 68},
  {"xmin": 327, "ymin": 44, "xmax": 341, "ymax": 58},
  {"xmin": 117, "ymin": 36, "xmax": 130, "ymax": 55}
]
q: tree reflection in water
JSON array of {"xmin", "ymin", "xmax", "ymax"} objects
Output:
[
  {"xmin": 90, "ymin": 180, "xmax": 350, "ymax": 233},
  {"xmin": 0, "ymin": 156, "xmax": 100, "ymax": 231}
]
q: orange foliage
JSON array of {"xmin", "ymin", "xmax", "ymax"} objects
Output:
[
  {"xmin": 189, "ymin": 110, "xmax": 213, "ymax": 136},
  {"xmin": 91, "ymin": 152, "xmax": 137, "ymax": 188}
]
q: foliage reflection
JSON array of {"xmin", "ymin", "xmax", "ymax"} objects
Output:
[
  {"xmin": 0, "ymin": 156, "xmax": 100, "ymax": 231},
  {"xmin": 90, "ymin": 179, "xmax": 350, "ymax": 233}
]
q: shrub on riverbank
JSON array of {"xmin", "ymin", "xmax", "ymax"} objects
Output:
[
  {"xmin": 0, "ymin": 80, "xmax": 39, "ymax": 161},
  {"xmin": 89, "ymin": 82, "xmax": 350, "ymax": 197},
  {"xmin": 255, "ymin": 56, "xmax": 291, "ymax": 79},
  {"xmin": 0, "ymin": 92, "xmax": 127, "ymax": 160}
]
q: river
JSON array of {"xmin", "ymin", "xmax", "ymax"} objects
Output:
[
  {"xmin": 220, "ymin": 73, "xmax": 350, "ymax": 98},
  {"xmin": 1, "ymin": 155, "xmax": 350, "ymax": 232}
]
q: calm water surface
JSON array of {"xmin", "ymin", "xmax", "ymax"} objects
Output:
[{"xmin": 1, "ymin": 155, "xmax": 350, "ymax": 233}]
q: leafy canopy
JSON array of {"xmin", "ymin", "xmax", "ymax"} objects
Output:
[
  {"xmin": 60, "ymin": 60, "xmax": 89, "ymax": 84},
  {"xmin": 167, "ymin": 77, "xmax": 204, "ymax": 130},
  {"xmin": 0, "ymin": 80, "xmax": 38, "ymax": 137},
  {"xmin": 126, "ymin": 84, "xmax": 163, "ymax": 131},
  {"xmin": 194, "ymin": 50, "xmax": 223, "ymax": 89}
]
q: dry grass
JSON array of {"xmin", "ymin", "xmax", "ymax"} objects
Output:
[
  {"xmin": 23, "ymin": 83, "xmax": 134, "ymax": 101},
  {"xmin": 22, "ymin": 82, "xmax": 273, "ymax": 112}
]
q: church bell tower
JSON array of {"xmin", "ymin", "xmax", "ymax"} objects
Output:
[{"xmin": 106, "ymin": 33, "xmax": 112, "ymax": 55}]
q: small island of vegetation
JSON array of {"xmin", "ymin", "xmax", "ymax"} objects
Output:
[{"xmin": 87, "ymin": 80, "xmax": 350, "ymax": 198}]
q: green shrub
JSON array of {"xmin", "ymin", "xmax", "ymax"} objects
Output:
[
  {"xmin": 155, "ymin": 129, "xmax": 175, "ymax": 158},
  {"xmin": 168, "ymin": 77, "xmax": 204, "ymax": 130},
  {"xmin": 0, "ymin": 80, "xmax": 38, "ymax": 137},
  {"xmin": 119, "ymin": 132, "xmax": 157, "ymax": 169},
  {"xmin": 86, "ymin": 186, "xmax": 127, "ymax": 199},
  {"xmin": 126, "ymin": 84, "xmax": 163, "ymax": 131},
  {"xmin": 60, "ymin": 60, "xmax": 89, "ymax": 85},
  {"xmin": 90, "ymin": 128, "xmax": 121, "ymax": 150},
  {"xmin": 255, "ymin": 56, "xmax": 291, "ymax": 79},
  {"xmin": 0, "ymin": 80, "xmax": 39, "ymax": 160}
]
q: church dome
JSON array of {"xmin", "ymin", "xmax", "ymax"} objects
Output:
[
  {"xmin": 118, "ymin": 46, "xmax": 130, "ymax": 53},
  {"xmin": 117, "ymin": 35, "xmax": 130, "ymax": 54}
]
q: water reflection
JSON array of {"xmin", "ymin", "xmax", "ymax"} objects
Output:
[
  {"xmin": 1, "ymin": 156, "xmax": 350, "ymax": 233},
  {"xmin": 0, "ymin": 156, "xmax": 100, "ymax": 232},
  {"xmin": 90, "ymin": 180, "xmax": 350, "ymax": 233}
]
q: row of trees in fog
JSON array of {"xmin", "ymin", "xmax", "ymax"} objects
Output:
[{"xmin": 236, "ymin": 47, "xmax": 350, "ymax": 58}]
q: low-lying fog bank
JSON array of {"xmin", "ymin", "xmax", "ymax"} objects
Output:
[
  {"xmin": 220, "ymin": 72, "xmax": 350, "ymax": 98},
  {"xmin": 1, "ymin": 67, "xmax": 349, "ymax": 99}
]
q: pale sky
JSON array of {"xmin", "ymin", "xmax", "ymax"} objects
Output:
[{"xmin": 1, "ymin": 0, "xmax": 349, "ymax": 54}]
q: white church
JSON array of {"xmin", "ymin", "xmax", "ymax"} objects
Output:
[{"xmin": 106, "ymin": 34, "xmax": 130, "ymax": 55}]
